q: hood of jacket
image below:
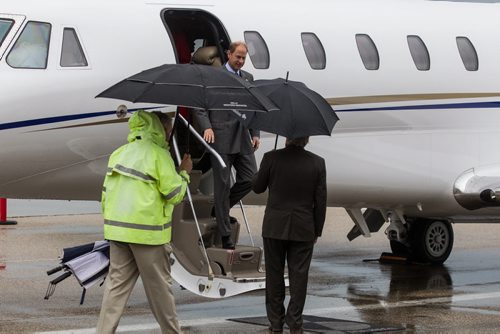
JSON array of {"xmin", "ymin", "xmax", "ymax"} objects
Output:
[{"xmin": 127, "ymin": 110, "xmax": 167, "ymax": 149}]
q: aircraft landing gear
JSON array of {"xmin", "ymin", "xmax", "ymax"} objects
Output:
[
  {"xmin": 388, "ymin": 217, "xmax": 454, "ymax": 264},
  {"xmin": 410, "ymin": 219, "xmax": 454, "ymax": 264}
]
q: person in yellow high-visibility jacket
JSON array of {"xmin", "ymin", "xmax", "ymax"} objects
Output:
[{"xmin": 97, "ymin": 110, "xmax": 192, "ymax": 334}]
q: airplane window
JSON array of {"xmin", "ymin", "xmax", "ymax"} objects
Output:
[
  {"xmin": 61, "ymin": 28, "xmax": 88, "ymax": 67},
  {"xmin": 244, "ymin": 31, "xmax": 270, "ymax": 69},
  {"xmin": 355, "ymin": 34, "xmax": 379, "ymax": 70},
  {"xmin": 301, "ymin": 33, "xmax": 326, "ymax": 70},
  {"xmin": 407, "ymin": 35, "xmax": 430, "ymax": 71},
  {"xmin": 0, "ymin": 19, "xmax": 14, "ymax": 47},
  {"xmin": 456, "ymin": 36, "xmax": 478, "ymax": 71},
  {"xmin": 7, "ymin": 21, "xmax": 51, "ymax": 69}
]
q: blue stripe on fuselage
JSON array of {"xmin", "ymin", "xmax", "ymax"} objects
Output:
[
  {"xmin": 1, "ymin": 101, "xmax": 499, "ymax": 130},
  {"xmin": 337, "ymin": 101, "xmax": 500, "ymax": 112},
  {"xmin": 0, "ymin": 107, "xmax": 157, "ymax": 131},
  {"xmin": 0, "ymin": 111, "xmax": 115, "ymax": 130}
]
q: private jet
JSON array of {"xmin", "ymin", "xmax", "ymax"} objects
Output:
[{"xmin": 2, "ymin": 0, "xmax": 500, "ymax": 297}]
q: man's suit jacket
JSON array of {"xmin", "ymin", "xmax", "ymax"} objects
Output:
[
  {"xmin": 253, "ymin": 145, "xmax": 327, "ymax": 242},
  {"xmin": 194, "ymin": 64, "xmax": 258, "ymax": 155}
]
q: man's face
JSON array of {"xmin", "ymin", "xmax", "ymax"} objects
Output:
[{"xmin": 227, "ymin": 45, "xmax": 247, "ymax": 72}]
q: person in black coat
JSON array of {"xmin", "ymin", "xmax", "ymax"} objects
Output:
[
  {"xmin": 195, "ymin": 41, "xmax": 260, "ymax": 249},
  {"xmin": 253, "ymin": 137, "xmax": 327, "ymax": 334}
]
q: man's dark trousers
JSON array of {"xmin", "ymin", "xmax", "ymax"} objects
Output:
[
  {"xmin": 264, "ymin": 237, "xmax": 314, "ymax": 330},
  {"xmin": 211, "ymin": 152, "xmax": 256, "ymax": 237}
]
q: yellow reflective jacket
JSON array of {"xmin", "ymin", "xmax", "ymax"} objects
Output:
[{"xmin": 101, "ymin": 110, "xmax": 189, "ymax": 245}]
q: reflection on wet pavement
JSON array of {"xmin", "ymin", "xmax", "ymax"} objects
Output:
[{"xmin": 3, "ymin": 210, "xmax": 500, "ymax": 333}]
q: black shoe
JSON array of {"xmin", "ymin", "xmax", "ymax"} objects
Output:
[
  {"xmin": 221, "ymin": 236, "xmax": 235, "ymax": 250},
  {"xmin": 268, "ymin": 326, "xmax": 283, "ymax": 333}
]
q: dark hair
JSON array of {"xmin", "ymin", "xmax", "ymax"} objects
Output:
[
  {"xmin": 228, "ymin": 41, "xmax": 248, "ymax": 53},
  {"xmin": 286, "ymin": 137, "xmax": 309, "ymax": 148}
]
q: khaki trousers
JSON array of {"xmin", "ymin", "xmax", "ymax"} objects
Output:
[{"xmin": 96, "ymin": 241, "xmax": 181, "ymax": 334}]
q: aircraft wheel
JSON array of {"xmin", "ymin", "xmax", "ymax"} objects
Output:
[{"xmin": 411, "ymin": 219, "xmax": 454, "ymax": 264}]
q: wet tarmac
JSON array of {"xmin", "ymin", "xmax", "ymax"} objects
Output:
[{"xmin": 2, "ymin": 208, "xmax": 500, "ymax": 333}]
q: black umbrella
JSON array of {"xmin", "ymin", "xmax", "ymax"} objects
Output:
[
  {"xmin": 246, "ymin": 77, "xmax": 339, "ymax": 140},
  {"xmin": 45, "ymin": 240, "xmax": 110, "ymax": 304},
  {"xmin": 96, "ymin": 63, "xmax": 278, "ymax": 113}
]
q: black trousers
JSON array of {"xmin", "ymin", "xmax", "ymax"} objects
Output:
[
  {"xmin": 263, "ymin": 237, "xmax": 314, "ymax": 330},
  {"xmin": 210, "ymin": 152, "xmax": 256, "ymax": 237}
]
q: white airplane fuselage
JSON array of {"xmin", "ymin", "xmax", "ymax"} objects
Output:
[{"xmin": 2, "ymin": 0, "xmax": 500, "ymax": 263}]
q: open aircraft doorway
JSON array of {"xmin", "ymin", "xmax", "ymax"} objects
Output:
[
  {"xmin": 163, "ymin": 8, "xmax": 229, "ymax": 66},
  {"xmin": 161, "ymin": 10, "xmax": 269, "ymax": 298}
]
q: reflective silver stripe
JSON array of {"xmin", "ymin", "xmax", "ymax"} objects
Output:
[
  {"xmin": 165, "ymin": 186, "xmax": 182, "ymax": 200},
  {"xmin": 113, "ymin": 164, "xmax": 155, "ymax": 182},
  {"xmin": 105, "ymin": 219, "xmax": 171, "ymax": 231}
]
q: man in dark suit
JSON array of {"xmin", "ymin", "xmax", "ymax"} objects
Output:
[
  {"xmin": 194, "ymin": 41, "xmax": 260, "ymax": 249},
  {"xmin": 253, "ymin": 137, "xmax": 327, "ymax": 334}
]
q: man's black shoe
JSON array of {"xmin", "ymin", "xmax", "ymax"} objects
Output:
[{"xmin": 221, "ymin": 236, "xmax": 235, "ymax": 250}]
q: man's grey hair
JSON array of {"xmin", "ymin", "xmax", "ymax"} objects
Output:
[{"xmin": 286, "ymin": 137, "xmax": 309, "ymax": 148}]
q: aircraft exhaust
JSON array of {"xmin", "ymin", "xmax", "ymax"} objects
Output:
[{"xmin": 453, "ymin": 165, "xmax": 500, "ymax": 210}]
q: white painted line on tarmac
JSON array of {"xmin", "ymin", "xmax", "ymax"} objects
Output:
[
  {"xmin": 35, "ymin": 291, "xmax": 500, "ymax": 334},
  {"xmin": 34, "ymin": 316, "xmax": 233, "ymax": 334}
]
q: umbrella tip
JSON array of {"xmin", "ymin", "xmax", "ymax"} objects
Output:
[{"xmin": 285, "ymin": 71, "xmax": 289, "ymax": 83}]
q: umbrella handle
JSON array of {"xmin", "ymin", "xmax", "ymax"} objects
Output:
[
  {"xmin": 47, "ymin": 265, "xmax": 64, "ymax": 276},
  {"xmin": 51, "ymin": 271, "xmax": 72, "ymax": 285}
]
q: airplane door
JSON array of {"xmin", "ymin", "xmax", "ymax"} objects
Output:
[{"xmin": 162, "ymin": 9, "xmax": 230, "ymax": 65}]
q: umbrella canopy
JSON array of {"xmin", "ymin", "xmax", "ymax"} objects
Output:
[
  {"xmin": 60, "ymin": 241, "xmax": 99, "ymax": 262},
  {"xmin": 65, "ymin": 246, "xmax": 109, "ymax": 289},
  {"xmin": 247, "ymin": 78, "xmax": 339, "ymax": 139},
  {"xmin": 96, "ymin": 63, "xmax": 278, "ymax": 113},
  {"xmin": 45, "ymin": 241, "xmax": 110, "ymax": 304}
]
